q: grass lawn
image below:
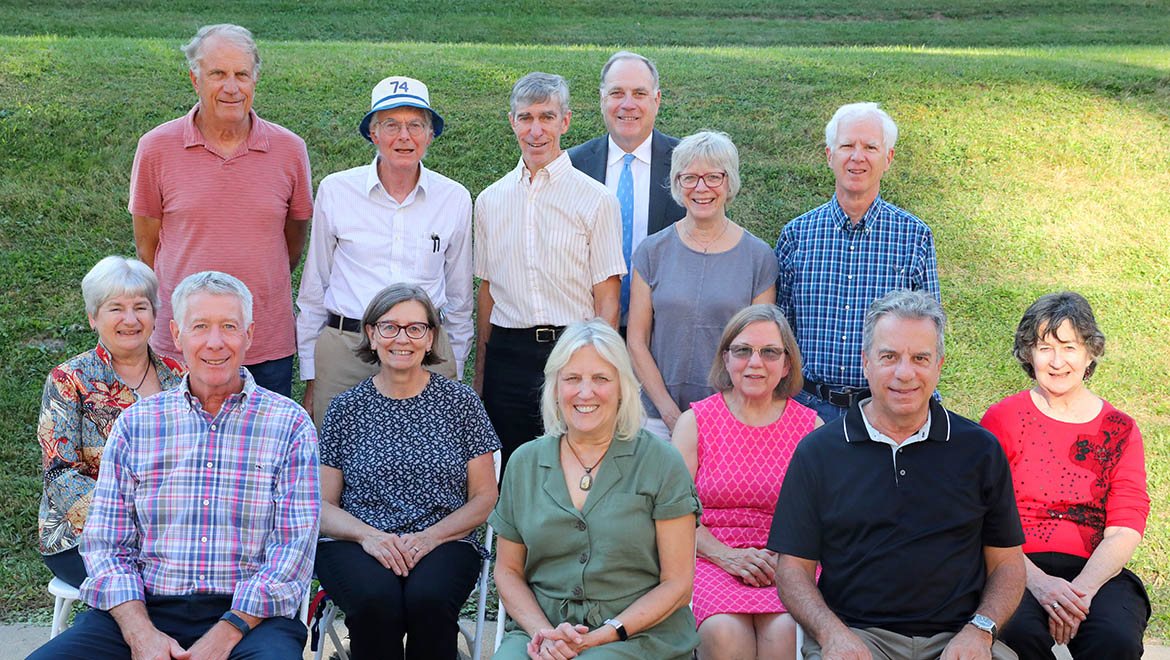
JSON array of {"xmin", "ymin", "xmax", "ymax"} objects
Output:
[{"xmin": 2, "ymin": 0, "xmax": 1169, "ymax": 641}]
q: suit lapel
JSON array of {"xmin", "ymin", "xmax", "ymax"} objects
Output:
[{"xmin": 648, "ymin": 129, "xmax": 673, "ymax": 234}]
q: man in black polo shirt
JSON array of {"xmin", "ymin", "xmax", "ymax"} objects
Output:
[{"xmin": 768, "ymin": 290, "xmax": 1025, "ymax": 660}]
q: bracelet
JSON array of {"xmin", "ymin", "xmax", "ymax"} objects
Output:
[
  {"xmin": 603, "ymin": 618, "xmax": 628, "ymax": 641},
  {"xmin": 219, "ymin": 611, "xmax": 251, "ymax": 637}
]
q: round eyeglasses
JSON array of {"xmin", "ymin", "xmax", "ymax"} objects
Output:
[{"xmin": 373, "ymin": 322, "xmax": 431, "ymax": 339}]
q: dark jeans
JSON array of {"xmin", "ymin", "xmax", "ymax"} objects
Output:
[
  {"xmin": 1000, "ymin": 552, "xmax": 1150, "ymax": 660},
  {"xmin": 245, "ymin": 354, "xmax": 294, "ymax": 398},
  {"xmin": 26, "ymin": 593, "xmax": 307, "ymax": 660},
  {"xmin": 314, "ymin": 540, "xmax": 480, "ymax": 660},
  {"xmin": 482, "ymin": 328, "xmax": 557, "ymax": 474},
  {"xmin": 42, "ymin": 548, "xmax": 87, "ymax": 589}
]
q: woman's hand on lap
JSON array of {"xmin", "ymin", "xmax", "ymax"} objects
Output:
[
  {"xmin": 359, "ymin": 530, "xmax": 410, "ymax": 576},
  {"xmin": 397, "ymin": 529, "xmax": 439, "ymax": 568}
]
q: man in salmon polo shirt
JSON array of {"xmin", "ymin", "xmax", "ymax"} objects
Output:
[{"xmin": 131, "ymin": 23, "xmax": 313, "ymax": 397}]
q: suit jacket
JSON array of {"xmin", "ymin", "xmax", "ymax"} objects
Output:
[{"xmin": 567, "ymin": 128, "xmax": 686, "ymax": 236}]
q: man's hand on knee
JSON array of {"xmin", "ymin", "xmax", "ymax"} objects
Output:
[
  {"xmin": 940, "ymin": 625, "xmax": 993, "ymax": 660},
  {"xmin": 821, "ymin": 628, "xmax": 873, "ymax": 660}
]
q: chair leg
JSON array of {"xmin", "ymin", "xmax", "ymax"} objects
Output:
[{"xmin": 50, "ymin": 596, "xmax": 76, "ymax": 639}]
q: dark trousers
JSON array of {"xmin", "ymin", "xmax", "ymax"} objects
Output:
[
  {"xmin": 314, "ymin": 540, "xmax": 480, "ymax": 660},
  {"xmin": 1000, "ymin": 552, "xmax": 1150, "ymax": 660},
  {"xmin": 26, "ymin": 593, "xmax": 307, "ymax": 660},
  {"xmin": 42, "ymin": 548, "xmax": 87, "ymax": 589},
  {"xmin": 482, "ymin": 327, "xmax": 557, "ymax": 474},
  {"xmin": 245, "ymin": 354, "xmax": 294, "ymax": 398}
]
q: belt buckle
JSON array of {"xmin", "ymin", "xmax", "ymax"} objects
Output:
[{"xmin": 535, "ymin": 327, "xmax": 557, "ymax": 343}]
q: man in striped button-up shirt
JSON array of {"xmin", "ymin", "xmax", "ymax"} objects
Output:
[
  {"xmin": 29, "ymin": 271, "xmax": 320, "ymax": 660},
  {"xmin": 473, "ymin": 72, "xmax": 626, "ymax": 471},
  {"xmin": 775, "ymin": 102, "xmax": 941, "ymax": 422}
]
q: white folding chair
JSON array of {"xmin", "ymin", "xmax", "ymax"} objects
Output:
[
  {"xmin": 458, "ymin": 449, "xmax": 503, "ymax": 659},
  {"xmin": 47, "ymin": 577, "xmax": 80, "ymax": 639},
  {"xmin": 311, "ymin": 589, "xmax": 350, "ymax": 660}
]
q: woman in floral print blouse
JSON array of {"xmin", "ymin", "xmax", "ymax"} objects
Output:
[{"xmin": 36, "ymin": 256, "xmax": 185, "ymax": 587}]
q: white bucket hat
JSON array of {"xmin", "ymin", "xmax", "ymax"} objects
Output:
[{"xmin": 359, "ymin": 76, "xmax": 445, "ymax": 142}]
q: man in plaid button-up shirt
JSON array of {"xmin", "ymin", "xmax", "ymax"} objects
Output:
[
  {"xmin": 776, "ymin": 102, "xmax": 940, "ymax": 422},
  {"xmin": 30, "ymin": 270, "xmax": 319, "ymax": 660}
]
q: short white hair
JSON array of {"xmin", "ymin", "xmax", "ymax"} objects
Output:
[
  {"xmin": 669, "ymin": 130, "xmax": 741, "ymax": 206},
  {"xmin": 182, "ymin": 24, "xmax": 261, "ymax": 78},
  {"xmin": 171, "ymin": 271, "xmax": 253, "ymax": 330},
  {"xmin": 825, "ymin": 102, "xmax": 898, "ymax": 153},
  {"xmin": 540, "ymin": 319, "xmax": 645, "ymax": 441},
  {"xmin": 81, "ymin": 255, "xmax": 159, "ymax": 316}
]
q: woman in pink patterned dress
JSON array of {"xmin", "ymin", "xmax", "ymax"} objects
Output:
[{"xmin": 672, "ymin": 304, "xmax": 821, "ymax": 660}]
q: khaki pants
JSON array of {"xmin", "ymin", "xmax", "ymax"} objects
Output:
[
  {"xmin": 310, "ymin": 323, "xmax": 457, "ymax": 424},
  {"xmin": 801, "ymin": 626, "xmax": 1017, "ymax": 660}
]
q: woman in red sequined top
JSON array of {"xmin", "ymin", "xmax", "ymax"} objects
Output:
[{"xmin": 980, "ymin": 292, "xmax": 1149, "ymax": 660}]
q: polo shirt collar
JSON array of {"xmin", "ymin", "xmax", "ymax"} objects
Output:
[
  {"xmin": 365, "ymin": 158, "xmax": 430, "ymax": 203},
  {"xmin": 606, "ymin": 133, "xmax": 652, "ymax": 167},
  {"xmin": 182, "ymin": 103, "xmax": 269, "ymax": 152},
  {"xmin": 830, "ymin": 193, "xmax": 885, "ymax": 231},
  {"xmin": 843, "ymin": 396, "xmax": 950, "ymax": 445}
]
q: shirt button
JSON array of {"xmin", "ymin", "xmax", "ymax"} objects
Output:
[
  {"xmin": 847, "ymin": 275, "xmax": 854, "ymax": 280},
  {"xmin": 198, "ymin": 575, "xmax": 206, "ymax": 581},
  {"xmin": 844, "ymin": 305, "xmax": 850, "ymax": 310},
  {"xmin": 201, "ymin": 536, "xmax": 208, "ymax": 543},
  {"xmin": 840, "ymin": 366, "xmax": 845, "ymax": 371},
  {"xmin": 576, "ymin": 520, "xmax": 586, "ymax": 531},
  {"xmin": 579, "ymin": 552, "xmax": 589, "ymax": 564},
  {"xmin": 206, "ymin": 462, "xmax": 213, "ymax": 468},
  {"xmin": 899, "ymin": 469, "xmax": 906, "ymax": 476},
  {"xmin": 210, "ymin": 424, "xmax": 216, "ymax": 431},
  {"xmin": 849, "ymin": 246, "xmax": 855, "ymax": 250},
  {"xmin": 203, "ymin": 500, "xmax": 210, "ymax": 506},
  {"xmin": 842, "ymin": 335, "xmax": 847, "ymax": 341},
  {"xmin": 572, "ymin": 586, "xmax": 583, "ymax": 597}
]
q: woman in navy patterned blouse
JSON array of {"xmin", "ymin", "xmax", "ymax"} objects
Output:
[
  {"xmin": 314, "ymin": 283, "xmax": 501, "ymax": 660},
  {"xmin": 36, "ymin": 255, "xmax": 186, "ymax": 587}
]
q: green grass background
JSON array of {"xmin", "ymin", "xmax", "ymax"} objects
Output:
[{"xmin": 1, "ymin": 0, "xmax": 1168, "ymax": 641}]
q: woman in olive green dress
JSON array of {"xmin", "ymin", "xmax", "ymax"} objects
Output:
[{"xmin": 489, "ymin": 319, "xmax": 702, "ymax": 659}]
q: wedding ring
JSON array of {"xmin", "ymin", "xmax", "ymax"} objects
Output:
[
  {"xmin": 1051, "ymin": 602, "xmax": 1061, "ymax": 610},
  {"xmin": 411, "ymin": 546, "xmax": 419, "ymax": 553}
]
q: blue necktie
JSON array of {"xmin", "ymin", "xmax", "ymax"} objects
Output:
[{"xmin": 617, "ymin": 153, "xmax": 635, "ymax": 317}]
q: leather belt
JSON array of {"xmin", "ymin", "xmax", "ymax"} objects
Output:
[
  {"xmin": 326, "ymin": 312, "xmax": 362, "ymax": 333},
  {"xmin": 491, "ymin": 325, "xmax": 566, "ymax": 344},
  {"xmin": 803, "ymin": 380, "xmax": 870, "ymax": 408}
]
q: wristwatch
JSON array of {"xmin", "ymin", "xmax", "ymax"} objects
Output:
[
  {"xmin": 220, "ymin": 611, "xmax": 252, "ymax": 638},
  {"xmin": 968, "ymin": 613, "xmax": 997, "ymax": 642},
  {"xmin": 603, "ymin": 618, "xmax": 628, "ymax": 641}
]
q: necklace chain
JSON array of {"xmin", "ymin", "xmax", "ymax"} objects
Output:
[
  {"xmin": 127, "ymin": 360, "xmax": 152, "ymax": 392},
  {"xmin": 564, "ymin": 437, "xmax": 609, "ymax": 491},
  {"xmin": 683, "ymin": 218, "xmax": 731, "ymax": 253}
]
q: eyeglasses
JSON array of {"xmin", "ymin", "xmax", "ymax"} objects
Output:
[
  {"xmin": 374, "ymin": 119, "xmax": 428, "ymax": 137},
  {"xmin": 727, "ymin": 344, "xmax": 787, "ymax": 361},
  {"xmin": 373, "ymin": 322, "xmax": 431, "ymax": 339},
  {"xmin": 676, "ymin": 172, "xmax": 726, "ymax": 189}
]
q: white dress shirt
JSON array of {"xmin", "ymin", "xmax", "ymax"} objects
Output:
[
  {"xmin": 297, "ymin": 159, "xmax": 473, "ymax": 379},
  {"xmin": 473, "ymin": 151, "xmax": 626, "ymax": 328},
  {"xmin": 604, "ymin": 133, "xmax": 653, "ymax": 253}
]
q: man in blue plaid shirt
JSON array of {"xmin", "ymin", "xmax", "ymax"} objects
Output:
[{"xmin": 776, "ymin": 102, "xmax": 940, "ymax": 421}]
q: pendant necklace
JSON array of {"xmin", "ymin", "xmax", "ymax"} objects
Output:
[
  {"xmin": 683, "ymin": 217, "xmax": 730, "ymax": 254},
  {"xmin": 564, "ymin": 437, "xmax": 609, "ymax": 491},
  {"xmin": 127, "ymin": 360, "xmax": 152, "ymax": 393}
]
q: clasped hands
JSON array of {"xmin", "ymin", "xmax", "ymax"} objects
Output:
[
  {"xmin": 358, "ymin": 529, "xmax": 437, "ymax": 576},
  {"xmin": 1029, "ymin": 572, "xmax": 1093, "ymax": 645},
  {"xmin": 526, "ymin": 622, "xmax": 604, "ymax": 660},
  {"xmin": 715, "ymin": 547, "xmax": 778, "ymax": 587}
]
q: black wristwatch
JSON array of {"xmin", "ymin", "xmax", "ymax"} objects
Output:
[
  {"xmin": 968, "ymin": 613, "xmax": 997, "ymax": 642},
  {"xmin": 220, "ymin": 611, "xmax": 252, "ymax": 637},
  {"xmin": 604, "ymin": 618, "xmax": 628, "ymax": 641}
]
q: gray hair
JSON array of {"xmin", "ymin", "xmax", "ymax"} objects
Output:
[
  {"xmin": 669, "ymin": 130, "xmax": 742, "ymax": 206},
  {"xmin": 540, "ymin": 319, "xmax": 645, "ymax": 441},
  {"xmin": 510, "ymin": 72, "xmax": 570, "ymax": 115},
  {"xmin": 182, "ymin": 24, "xmax": 261, "ymax": 78},
  {"xmin": 825, "ymin": 102, "xmax": 898, "ymax": 153},
  {"xmin": 354, "ymin": 283, "xmax": 444, "ymax": 367},
  {"xmin": 862, "ymin": 290, "xmax": 946, "ymax": 358},
  {"xmin": 81, "ymin": 255, "xmax": 160, "ymax": 317},
  {"xmin": 600, "ymin": 51, "xmax": 659, "ymax": 91},
  {"xmin": 1013, "ymin": 292, "xmax": 1105, "ymax": 380},
  {"xmin": 171, "ymin": 270, "xmax": 253, "ymax": 330},
  {"xmin": 709, "ymin": 304, "xmax": 804, "ymax": 399}
]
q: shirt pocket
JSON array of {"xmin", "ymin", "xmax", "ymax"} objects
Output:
[{"xmin": 411, "ymin": 229, "xmax": 446, "ymax": 284}]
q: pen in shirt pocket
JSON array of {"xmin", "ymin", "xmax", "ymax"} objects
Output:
[{"xmin": 431, "ymin": 233, "xmax": 440, "ymax": 253}]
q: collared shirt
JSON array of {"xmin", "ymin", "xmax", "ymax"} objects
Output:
[
  {"xmin": 604, "ymin": 134, "xmax": 653, "ymax": 253},
  {"xmin": 129, "ymin": 104, "xmax": 314, "ymax": 364},
  {"xmin": 37, "ymin": 344, "xmax": 186, "ymax": 554},
  {"xmin": 474, "ymin": 151, "xmax": 626, "ymax": 328},
  {"xmin": 80, "ymin": 369, "xmax": 320, "ymax": 619},
  {"xmin": 297, "ymin": 159, "xmax": 473, "ymax": 378},
  {"xmin": 775, "ymin": 194, "xmax": 940, "ymax": 389},
  {"xmin": 858, "ymin": 398, "xmax": 932, "ymax": 483}
]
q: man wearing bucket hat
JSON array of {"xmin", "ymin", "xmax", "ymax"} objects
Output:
[
  {"xmin": 473, "ymin": 72, "xmax": 626, "ymax": 472},
  {"xmin": 130, "ymin": 24, "xmax": 313, "ymax": 398},
  {"xmin": 297, "ymin": 76, "xmax": 472, "ymax": 423}
]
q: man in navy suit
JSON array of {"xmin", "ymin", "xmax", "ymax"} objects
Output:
[{"xmin": 568, "ymin": 51, "xmax": 685, "ymax": 327}]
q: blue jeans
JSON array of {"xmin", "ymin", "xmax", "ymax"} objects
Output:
[
  {"xmin": 26, "ymin": 593, "xmax": 307, "ymax": 659},
  {"xmin": 794, "ymin": 389, "xmax": 849, "ymax": 423},
  {"xmin": 245, "ymin": 355, "xmax": 294, "ymax": 398}
]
